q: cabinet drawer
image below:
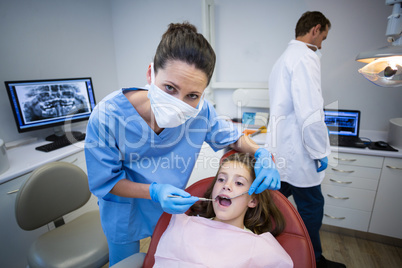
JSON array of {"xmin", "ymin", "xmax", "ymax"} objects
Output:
[
  {"xmin": 321, "ymin": 184, "xmax": 376, "ymax": 211},
  {"xmin": 329, "ymin": 152, "xmax": 383, "ymax": 168},
  {"xmin": 326, "ymin": 164, "xmax": 381, "ymax": 180},
  {"xmin": 1, "ymin": 172, "xmax": 30, "ymax": 194},
  {"xmin": 369, "ymin": 157, "xmax": 402, "ymax": 239},
  {"xmin": 0, "ymin": 173, "xmax": 49, "ymax": 268},
  {"xmin": 323, "ymin": 205, "xmax": 370, "ymax": 232},
  {"xmin": 383, "ymin": 157, "xmax": 402, "ymax": 171},
  {"xmin": 323, "ymin": 173, "xmax": 379, "ymax": 191}
]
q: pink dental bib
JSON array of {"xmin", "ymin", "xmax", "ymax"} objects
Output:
[{"xmin": 154, "ymin": 214, "xmax": 293, "ymax": 268}]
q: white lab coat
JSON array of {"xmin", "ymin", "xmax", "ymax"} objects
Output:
[{"xmin": 266, "ymin": 40, "xmax": 331, "ymax": 188}]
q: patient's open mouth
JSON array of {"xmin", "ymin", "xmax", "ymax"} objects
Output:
[{"xmin": 216, "ymin": 195, "xmax": 232, "ymax": 207}]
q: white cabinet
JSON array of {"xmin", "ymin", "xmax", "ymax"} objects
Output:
[
  {"xmin": 186, "ymin": 142, "xmax": 224, "ymax": 187},
  {"xmin": 324, "ymin": 153, "xmax": 402, "ymax": 239},
  {"xmin": 0, "ymin": 172, "xmax": 49, "ymax": 268},
  {"xmin": 322, "ymin": 153, "xmax": 383, "ymax": 231},
  {"xmin": 0, "ymin": 150, "xmax": 98, "ymax": 268},
  {"xmin": 369, "ymin": 157, "xmax": 402, "ymax": 239}
]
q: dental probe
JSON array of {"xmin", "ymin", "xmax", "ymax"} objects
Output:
[
  {"xmin": 167, "ymin": 195, "xmax": 215, "ymax": 202},
  {"xmin": 168, "ymin": 190, "xmax": 249, "ymax": 202},
  {"xmin": 226, "ymin": 191, "xmax": 249, "ymax": 199}
]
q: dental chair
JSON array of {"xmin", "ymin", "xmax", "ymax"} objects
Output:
[
  {"xmin": 15, "ymin": 161, "xmax": 109, "ymax": 268},
  {"xmin": 116, "ymin": 150, "xmax": 316, "ymax": 268},
  {"xmin": 143, "ymin": 179, "xmax": 316, "ymax": 268}
]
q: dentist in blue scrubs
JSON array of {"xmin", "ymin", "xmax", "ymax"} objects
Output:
[{"xmin": 85, "ymin": 22, "xmax": 280, "ymax": 266}]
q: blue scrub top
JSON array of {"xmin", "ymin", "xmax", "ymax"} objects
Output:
[{"xmin": 85, "ymin": 88, "xmax": 240, "ymax": 243}]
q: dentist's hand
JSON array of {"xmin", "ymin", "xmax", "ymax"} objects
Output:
[
  {"xmin": 316, "ymin": 156, "xmax": 328, "ymax": 172},
  {"xmin": 149, "ymin": 183, "xmax": 198, "ymax": 214},
  {"xmin": 249, "ymin": 148, "xmax": 281, "ymax": 194}
]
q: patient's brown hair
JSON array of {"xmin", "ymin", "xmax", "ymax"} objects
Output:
[{"xmin": 189, "ymin": 153, "xmax": 286, "ymax": 236}]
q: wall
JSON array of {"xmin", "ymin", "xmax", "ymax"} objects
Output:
[
  {"xmin": 110, "ymin": 0, "xmax": 203, "ymax": 88},
  {"xmin": 110, "ymin": 0, "xmax": 402, "ymax": 133},
  {"xmin": 1, "ymin": 0, "xmax": 401, "ymax": 144},
  {"xmin": 211, "ymin": 0, "xmax": 402, "ymax": 133},
  {"xmin": 0, "ymin": 0, "xmax": 118, "ymax": 143}
]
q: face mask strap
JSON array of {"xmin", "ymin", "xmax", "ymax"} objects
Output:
[
  {"xmin": 303, "ymin": 42, "xmax": 321, "ymax": 58},
  {"xmin": 196, "ymin": 91, "xmax": 206, "ymax": 109},
  {"xmin": 305, "ymin": 43, "xmax": 318, "ymax": 52},
  {"xmin": 150, "ymin": 62, "xmax": 156, "ymax": 84}
]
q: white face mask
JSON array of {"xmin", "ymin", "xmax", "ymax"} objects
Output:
[
  {"xmin": 305, "ymin": 43, "xmax": 322, "ymax": 59},
  {"xmin": 147, "ymin": 63, "xmax": 204, "ymax": 128}
]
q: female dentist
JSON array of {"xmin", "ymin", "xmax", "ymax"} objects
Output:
[{"xmin": 85, "ymin": 22, "xmax": 280, "ymax": 266}]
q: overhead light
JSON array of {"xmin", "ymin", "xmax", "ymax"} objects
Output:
[
  {"xmin": 356, "ymin": 0, "xmax": 402, "ymax": 87},
  {"xmin": 358, "ymin": 55, "xmax": 402, "ymax": 87}
]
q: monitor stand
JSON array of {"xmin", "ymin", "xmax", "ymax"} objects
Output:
[{"xmin": 45, "ymin": 126, "xmax": 83, "ymax": 142}]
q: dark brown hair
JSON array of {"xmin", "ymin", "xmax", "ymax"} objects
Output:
[
  {"xmin": 153, "ymin": 21, "xmax": 216, "ymax": 85},
  {"xmin": 189, "ymin": 153, "xmax": 286, "ymax": 236},
  {"xmin": 295, "ymin": 11, "xmax": 331, "ymax": 38}
]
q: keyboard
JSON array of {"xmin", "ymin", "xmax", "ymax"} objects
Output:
[
  {"xmin": 329, "ymin": 135, "xmax": 365, "ymax": 148},
  {"xmin": 35, "ymin": 133, "xmax": 86, "ymax": 152}
]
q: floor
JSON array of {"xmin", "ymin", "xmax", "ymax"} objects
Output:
[
  {"xmin": 140, "ymin": 236, "xmax": 151, "ymax": 253},
  {"xmin": 107, "ymin": 231, "xmax": 402, "ymax": 267},
  {"xmin": 320, "ymin": 230, "xmax": 402, "ymax": 268}
]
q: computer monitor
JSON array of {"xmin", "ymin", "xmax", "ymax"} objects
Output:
[
  {"xmin": 324, "ymin": 109, "xmax": 361, "ymax": 137},
  {"xmin": 5, "ymin": 77, "xmax": 96, "ymax": 140}
]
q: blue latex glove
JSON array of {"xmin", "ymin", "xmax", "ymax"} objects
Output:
[
  {"xmin": 316, "ymin": 156, "xmax": 328, "ymax": 172},
  {"xmin": 249, "ymin": 148, "xmax": 281, "ymax": 194},
  {"xmin": 149, "ymin": 182, "xmax": 198, "ymax": 214}
]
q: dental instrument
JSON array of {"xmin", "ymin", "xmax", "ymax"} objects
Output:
[
  {"xmin": 168, "ymin": 195, "xmax": 215, "ymax": 202},
  {"xmin": 223, "ymin": 191, "xmax": 249, "ymax": 199},
  {"xmin": 168, "ymin": 190, "xmax": 249, "ymax": 202}
]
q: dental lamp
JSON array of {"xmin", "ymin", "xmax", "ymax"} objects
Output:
[{"xmin": 356, "ymin": 0, "xmax": 402, "ymax": 87}]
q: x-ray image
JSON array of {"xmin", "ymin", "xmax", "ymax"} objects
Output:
[{"xmin": 21, "ymin": 83, "xmax": 89, "ymax": 123}]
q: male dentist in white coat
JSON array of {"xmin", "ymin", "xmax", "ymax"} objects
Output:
[{"xmin": 266, "ymin": 11, "xmax": 346, "ymax": 268}]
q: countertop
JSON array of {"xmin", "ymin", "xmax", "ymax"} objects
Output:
[
  {"xmin": 250, "ymin": 130, "xmax": 402, "ymax": 158},
  {"xmin": 0, "ymin": 138, "xmax": 84, "ymax": 184},
  {"xmin": 1, "ymin": 128, "xmax": 401, "ymax": 185}
]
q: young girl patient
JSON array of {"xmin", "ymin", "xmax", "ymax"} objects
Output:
[{"xmin": 153, "ymin": 153, "xmax": 293, "ymax": 267}]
